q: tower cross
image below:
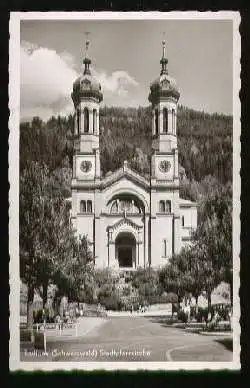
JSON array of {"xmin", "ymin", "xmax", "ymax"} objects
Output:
[
  {"xmin": 160, "ymin": 32, "xmax": 168, "ymax": 75},
  {"xmin": 162, "ymin": 31, "xmax": 166, "ymax": 58},
  {"xmin": 83, "ymin": 31, "xmax": 91, "ymax": 75},
  {"xmin": 84, "ymin": 31, "xmax": 91, "ymax": 57}
]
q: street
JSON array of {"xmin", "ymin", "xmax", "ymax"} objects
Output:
[{"xmin": 21, "ymin": 316, "xmax": 232, "ymax": 362}]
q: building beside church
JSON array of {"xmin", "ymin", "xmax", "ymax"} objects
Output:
[{"xmin": 70, "ymin": 39, "xmax": 197, "ymax": 270}]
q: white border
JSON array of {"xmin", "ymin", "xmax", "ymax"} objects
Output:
[{"xmin": 9, "ymin": 11, "xmax": 241, "ymax": 371}]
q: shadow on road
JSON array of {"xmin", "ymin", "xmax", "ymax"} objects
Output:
[
  {"xmin": 145, "ymin": 316, "xmax": 176, "ymax": 328},
  {"xmin": 215, "ymin": 338, "xmax": 233, "ymax": 352}
]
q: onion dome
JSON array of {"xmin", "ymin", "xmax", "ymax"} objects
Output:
[
  {"xmin": 149, "ymin": 40, "xmax": 180, "ymax": 104},
  {"xmin": 71, "ymin": 39, "xmax": 103, "ymax": 106}
]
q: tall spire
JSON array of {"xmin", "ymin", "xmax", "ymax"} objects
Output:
[
  {"xmin": 160, "ymin": 37, "xmax": 168, "ymax": 75},
  {"xmin": 83, "ymin": 32, "xmax": 91, "ymax": 75}
]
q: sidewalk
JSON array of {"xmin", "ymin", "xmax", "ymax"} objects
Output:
[
  {"xmin": 45, "ymin": 317, "xmax": 108, "ymax": 341},
  {"xmin": 20, "ymin": 317, "xmax": 108, "ymax": 361},
  {"xmin": 106, "ymin": 310, "xmax": 172, "ymax": 317}
]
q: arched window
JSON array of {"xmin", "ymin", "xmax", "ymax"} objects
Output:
[
  {"xmin": 155, "ymin": 109, "xmax": 159, "ymax": 135},
  {"xmin": 172, "ymin": 109, "xmax": 175, "ymax": 133},
  {"xmin": 93, "ymin": 109, "xmax": 97, "ymax": 133},
  {"xmin": 80, "ymin": 200, "xmax": 86, "ymax": 213},
  {"xmin": 77, "ymin": 109, "xmax": 80, "ymax": 135},
  {"xmin": 110, "ymin": 198, "xmax": 141, "ymax": 214},
  {"xmin": 159, "ymin": 200, "xmax": 165, "ymax": 213},
  {"xmin": 87, "ymin": 200, "xmax": 92, "ymax": 213},
  {"xmin": 84, "ymin": 108, "xmax": 89, "ymax": 133},
  {"xmin": 163, "ymin": 108, "xmax": 168, "ymax": 133},
  {"xmin": 165, "ymin": 200, "xmax": 171, "ymax": 213}
]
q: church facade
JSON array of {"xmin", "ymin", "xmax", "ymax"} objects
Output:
[{"xmin": 70, "ymin": 40, "xmax": 197, "ymax": 270}]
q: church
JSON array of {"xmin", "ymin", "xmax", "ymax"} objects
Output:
[{"xmin": 70, "ymin": 39, "xmax": 197, "ymax": 270}]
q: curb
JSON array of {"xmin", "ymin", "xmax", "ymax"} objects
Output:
[{"xmin": 199, "ymin": 331, "xmax": 232, "ymax": 336}]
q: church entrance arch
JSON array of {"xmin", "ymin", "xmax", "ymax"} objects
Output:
[{"xmin": 115, "ymin": 232, "xmax": 136, "ymax": 268}]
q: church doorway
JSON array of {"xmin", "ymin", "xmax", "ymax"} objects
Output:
[{"xmin": 115, "ymin": 232, "xmax": 136, "ymax": 268}]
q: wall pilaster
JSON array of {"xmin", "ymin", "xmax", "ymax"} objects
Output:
[
  {"xmin": 89, "ymin": 109, "xmax": 93, "ymax": 133},
  {"xmin": 96, "ymin": 111, "xmax": 100, "ymax": 135},
  {"xmin": 173, "ymin": 215, "xmax": 181, "ymax": 255},
  {"xmin": 159, "ymin": 108, "xmax": 163, "ymax": 134},
  {"xmin": 168, "ymin": 109, "xmax": 172, "ymax": 134}
]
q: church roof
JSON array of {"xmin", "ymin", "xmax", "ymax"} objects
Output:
[
  {"xmin": 179, "ymin": 198, "xmax": 197, "ymax": 207},
  {"xmin": 71, "ymin": 39, "xmax": 103, "ymax": 106},
  {"xmin": 101, "ymin": 161, "xmax": 150, "ymax": 190},
  {"xmin": 149, "ymin": 73, "xmax": 180, "ymax": 102},
  {"xmin": 107, "ymin": 217, "xmax": 143, "ymax": 232},
  {"xmin": 148, "ymin": 40, "xmax": 180, "ymax": 103}
]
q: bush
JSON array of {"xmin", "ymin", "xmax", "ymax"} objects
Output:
[
  {"xmin": 204, "ymin": 322, "xmax": 217, "ymax": 332},
  {"xmin": 190, "ymin": 306, "xmax": 195, "ymax": 318},
  {"xmin": 33, "ymin": 309, "xmax": 46, "ymax": 323},
  {"xmin": 99, "ymin": 294, "xmax": 122, "ymax": 311},
  {"xmin": 33, "ymin": 309, "xmax": 58, "ymax": 323},
  {"xmin": 196, "ymin": 307, "xmax": 209, "ymax": 322},
  {"xmin": 34, "ymin": 332, "xmax": 45, "ymax": 349},
  {"xmin": 162, "ymin": 292, "xmax": 178, "ymax": 304},
  {"xmin": 20, "ymin": 329, "xmax": 32, "ymax": 342},
  {"xmin": 177, "ymin": 310, "xmax": 188, "ymax": 323},
  {"xmin": 212, "ymin": 303, "xmax": 231, "ymax": 321}
]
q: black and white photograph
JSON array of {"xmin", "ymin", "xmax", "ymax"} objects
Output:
[{"xmin": 9, "ymin": 12, "xmax": 240, "ymax": 370}]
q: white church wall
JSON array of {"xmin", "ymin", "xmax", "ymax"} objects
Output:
[
  {"xmin": 179, "ymin": 205, "xmax": 197, "ymax": 250},
  {"xmin": 180, "ymin": 205, "xmax": 197, "ymax": 230},
  {"xmin": 76, "ymin": 215, "xmax": 94, "ymax": 244},
  {"xmin": 95, "ymin": 216, "xmax": 108, "ymax": 268},
  {"xmin": 151, "ymin": 215, "xmax": 173, "ymax": 267}
]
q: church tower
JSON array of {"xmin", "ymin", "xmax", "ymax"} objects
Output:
[
  {"xmin": 148, "ymin": 39, "xmax": 181, "ymax": 265},
  {"xmin": 71, "ymin": 38, "xmax": 103, "ymax": 181},
  {"xmin": 149, "ymin": 39, "xmax": 180, "ymax": 181},
  {"xmin": 71, "ymin": 39, "xmax": 103, "ymax": 252}
]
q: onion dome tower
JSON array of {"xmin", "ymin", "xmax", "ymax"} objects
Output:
[
  {"xmin": 148, "ymin": 39, "xmax": 180, "ymax": 181},
  {"xmin": 71, "ymin": 37, "xmax": 102, "ymax": 180},
  {"xmin": 71, "ymin": 38, "xmax": 103, "ymax": 155},
  {"xmin": 149, "ymin": 39, "xmax": 180, "ymax": 154}
]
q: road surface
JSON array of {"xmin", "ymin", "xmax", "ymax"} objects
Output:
[{"xmin": 21, "ymin": 316, "xmax": 232, "ymax": 362}]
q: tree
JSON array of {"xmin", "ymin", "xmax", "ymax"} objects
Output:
[
  {"xmin": 20, "ymin": 160, "xmax": 86, "ymax": 327},
  {"xmin": 51, "ymin": 233, "xmax": 93, "ymax": 312},
  {"xmin": 131, "ymin": 267, "xmax": 161, "ymax": 301},
  {"xmin": 159, "ymin": 260, "xmax": 186, "ymax": 305},
  {"xmin": 20, "ymin": 161, "xmax": 49, "ymax": 327},
  {"xmin": 194, "ymin": 183, "xmax": 233, "ymax": 305},
  {"xmin": 172, "ymin": 247, "xmax": 205, "ymax": 311}
]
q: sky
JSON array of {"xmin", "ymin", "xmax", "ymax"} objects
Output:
[{"xmin": 20, "ymin": 19, "xmax": 233, "ymax": 121}]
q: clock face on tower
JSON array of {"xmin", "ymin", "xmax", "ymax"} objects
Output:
[
  {"xmin": 159, "ymin": 160, "xmax": 171, "ymax": 173},
  {"xmin": 80, "ymin": 160, "xmax": 92, "ymax": 173}
]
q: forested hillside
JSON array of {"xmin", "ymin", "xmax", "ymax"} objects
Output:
[{"xmin": 20, "ymin": 105, "xmax": 232, "ymax": 202}]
